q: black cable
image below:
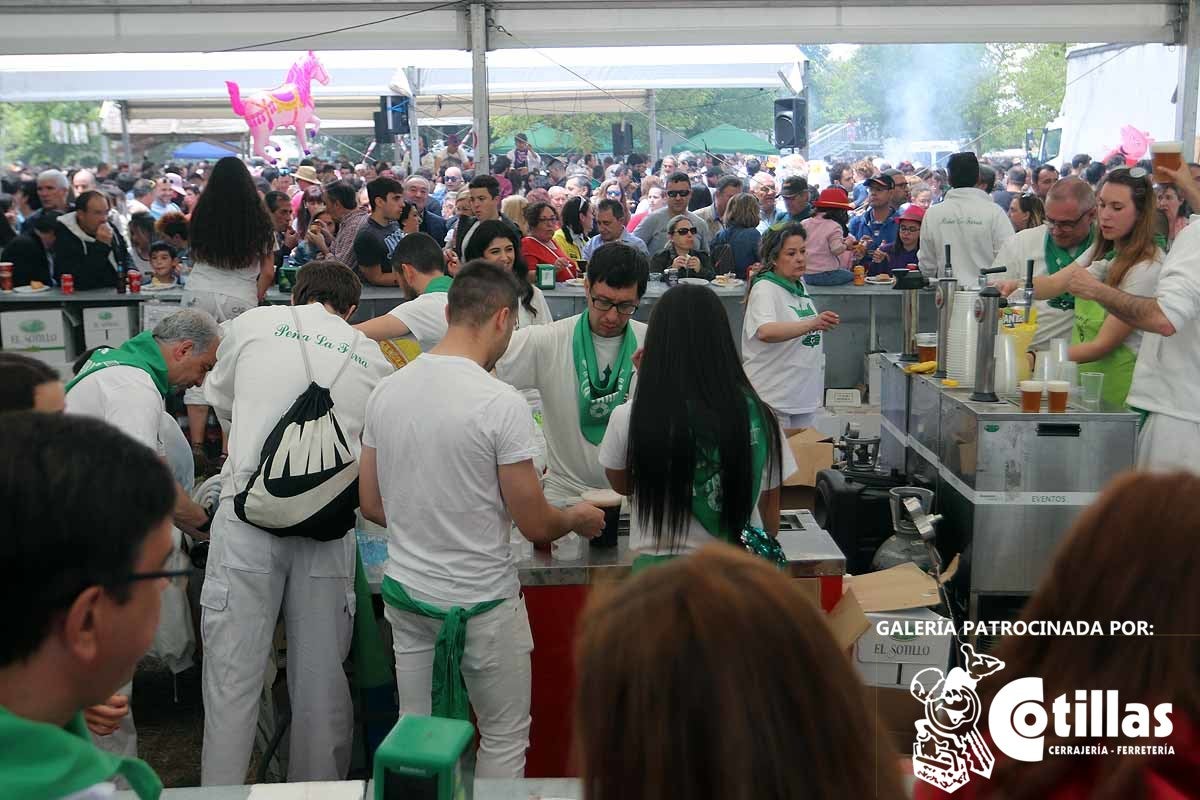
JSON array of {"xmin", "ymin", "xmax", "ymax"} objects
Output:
[{"xmin": 213, "ymin": 0, "xmax": 462, "ymax": 53}]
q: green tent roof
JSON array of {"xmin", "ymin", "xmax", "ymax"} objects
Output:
[
  {"xmin": 672, "ymin": 123, "xmax": 776, "ymax": 156},
  {"xmin": 492, "ymin": 122, "xmax": 577, "ymax": 155}
]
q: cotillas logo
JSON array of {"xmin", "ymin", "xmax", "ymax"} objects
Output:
[
  {"xmin": 19, "ymin": 319, "xmax": 45, "ymax": 333},
  {"xmin": 99, "ymin": 311, "xmax": 113, "ymax": 321},
  {"xmin": 910, "ymin": 643, "xmax": 1005, "ymax": 793}
]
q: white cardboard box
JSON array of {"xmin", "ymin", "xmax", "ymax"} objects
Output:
[
  {"xmin": 854, "ymin": 606, "xmax": 954, "ymax": 688},
  {"xmin": 82, "ymin": 306, "xmax": 135, "ymax": 349},
  {"xmin": 825, "ymin": 388, "xmax": 862, "ymax": 407},
  {"xmin": 1, "ymin": 309, "xmax": 69, "ymax": 365}
]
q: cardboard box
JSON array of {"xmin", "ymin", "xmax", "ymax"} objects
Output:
[
  {"xmin": 783, "ymin": 428, "xmax": 834, "ymax": 487},
  {"xmin": 1, "ymin": 309, "xmax": 69, "ymax": 365},
  {"xmin": 825, "ymin": 388, "xmax": 863, "ymax": 407},
  {"xmin": 82, "ymin": 306, "xmax": 135, "ymax": 349}
]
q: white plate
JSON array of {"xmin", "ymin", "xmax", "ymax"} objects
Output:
[
  {"xmin": 142, "ymin": 281, "xmax": 179, "ymax": 292},
  {"xmin": 865, "ymin": 276, "xmax": 895, "ymax": 285},
  {"xmin": 13, "ymin": 284, "xmax": 50, "ymax": 294},
  {"xmin": 712, "ymin": 278, "xmax": 745, "ymax": 288},
  {"xmin": 564, "ymin": 277, "xmax": 586, "ymax": 287},
  {"xmin": 678, "ymin": 277, "xmax": 710, "ymax": 286}
]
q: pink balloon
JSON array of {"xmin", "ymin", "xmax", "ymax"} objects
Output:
[{"xmin": 226, "ymin": 50, "xmax": 330, "ymax": 164}]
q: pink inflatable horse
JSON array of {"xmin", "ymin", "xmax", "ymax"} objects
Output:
[{"xmin": 226, "ymin": 51, "xmax": 330, "ymax": 163}]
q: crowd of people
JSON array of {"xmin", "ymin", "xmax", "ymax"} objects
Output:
[{"xmin": 2, "ymin": 134, "xmax": 1200, "ymax": 800}]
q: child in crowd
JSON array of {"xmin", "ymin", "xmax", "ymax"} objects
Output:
[{"xmin": 148, "ymin": 242, "xmax": 180, "ymax": 287}]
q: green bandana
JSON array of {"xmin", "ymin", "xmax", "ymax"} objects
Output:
[
  {"xmin": 754, "ymin": 269, "xmax": 809, "ymax": 298},
  {"xmin": 1044, "ymin": 228, "xmax": 1094, "ymax": 312},
  {"xmin": 422, "ymin": 275, "xmax": 453, "ymax": 295},
  {"xmin": 380, "ymin": 577, "xmax": 503, "ymax": 720},
  {"xmin": 0, "ymin": 706, "xmax": 162, "ymax": 800},
  {"xmin": 65, "ymin": 331, "xmax": 170, "ymax": 397},
  {"xmin": 691, "ymin": 396, "xmax": 769, "ymax": 541},
  {"xmin": 571, "ymin": 313, "xmax": 636, "ymax": 446}
]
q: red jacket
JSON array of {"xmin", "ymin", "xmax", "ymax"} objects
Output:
[
  {"xmin": 912, "ymin": 715, "xmax": 1200, "ymax": 800},
  {"xmin": 522, "ymin": 236, "xmax": 575, "ymax": 281}
]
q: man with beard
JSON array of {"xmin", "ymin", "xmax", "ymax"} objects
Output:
[{"xmin": 355, "ymin": 233, "xmax": 452, "ymax": 358}]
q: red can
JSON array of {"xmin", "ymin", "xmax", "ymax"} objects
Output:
[
  {"xmin": 60, "ymin": 274, "xmax": 74, "ymax": 294},
  {"xmin": 128, "ymin": 270, "xmax": 142, "ymax": 293}
]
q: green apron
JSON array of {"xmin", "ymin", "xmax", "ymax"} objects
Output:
[{"xmin": 1071, "ymin": 297, "xmax": 1137, "ymax": 409}]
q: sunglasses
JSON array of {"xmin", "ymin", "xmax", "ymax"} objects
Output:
[
  {"xmin": 671, "ymin": 227, "xmax": 698, "ymax": 235},
  {"xmin": 606, "ymin": 190, "xmax": 622, "ymax": 198},
  {"xmin": 667, "ymin": 189, "xmax": 691, "ymax": 198}
]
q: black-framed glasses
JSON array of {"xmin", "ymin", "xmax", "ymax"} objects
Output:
[
  {"xmin": 590, "ymin": 296, "xmax": 639, "ymax": 315},
  {"xmin": 1045, "ymin": 210, "xmax": 1092, "ymax": 230},
  {"xmin": 537, "ymin": 215, "xmax": 559, "ymax": 224},
  {"xmin": 671, "ymin": 227, "xmax": 698, "ymax": 236},
  {"xmin": 899, "ymin": 225, "xmax": 921, "ymax": 234},
  {"xmin": 110, "ymin": 568, "xmax": 192, "ymax": 585},
  {"xmin": 667, "ymin": 189, "xmax": 690, "ymax": 198}
]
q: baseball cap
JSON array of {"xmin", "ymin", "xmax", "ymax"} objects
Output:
[
  {"xmin": 779, "ymin": 176, "xmax": 809, "ymax": 197},
  {"xmin": 163, "ymin": 173, "xmax": 187, "ymax": 197},
  {"xmin": 866, "ymin": 174, "xmax": 895, "ymax": 190}
]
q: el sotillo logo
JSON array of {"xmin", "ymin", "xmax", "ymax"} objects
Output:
[{"xmin": 910, "ymin": 643, "xmax": 1175, "ymax": 793}]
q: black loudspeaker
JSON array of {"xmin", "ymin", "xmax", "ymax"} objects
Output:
[
  {"xmin": 611, "ymin": 122, "xmax": 634, "ymax": 156},
  {"xmin": 379, "ymin": 95, "xmax": 410, "ymax": 136},
  {"xmin": 373, "ymin": 111, "xmax": 389, "ymax": 145},
  {"xmin": 774, "ymin": 97, "xmax": 808, "ymax": 150}
]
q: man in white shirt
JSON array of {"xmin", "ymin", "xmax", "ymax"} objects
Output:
[
  {"xmin": 496, "ymin": 244, "xmax": 650, "ymax": 504},
  {"xmin": 355, "ymin": 233, "xmax": 451, "ymax": 360},
  {"xmin": 65, "ymin": 308, "xmax": 220, "ymax": 761},
  {"xmin": 199, "ymin": 261, "xmax": 392, "ymax": 785},
  {"xmin": 918, "ymin": 151, "xmax": 1014, "ymax": 285},
  {"xmin": 992, "ymin": 178, "xmax": 1097, "ymax": 350},
  {"xmin": 633, "ymin": 172, "xmax": 710, "ymax": 254},
  {"xmin": 359, "ymin": 260, "xmax": 603, "ymax": 782},
  {"xmin": 1063, "ymin": 165, "xmax": 1200, "ymax": 473}
]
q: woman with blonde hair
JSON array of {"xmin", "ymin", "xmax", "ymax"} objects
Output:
[
  {"xmin": 575, "ymin": 545, "xmax": 907, "ymax": 800},
  {"xmin": 915, "ymin": 470, "xmax": 1200, "ymax": 800},
  {"xmin": 501, "ymin": 194, "xmax": 529, "ymax": 236}
]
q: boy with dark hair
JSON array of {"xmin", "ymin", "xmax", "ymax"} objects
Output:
[
  {"xmin": 355, "ymin": 233, "xmax": 452, "ymax": 356},
  {"xmin": 148, "ymin": 241, "xmax": 180, "ymax": 287}
]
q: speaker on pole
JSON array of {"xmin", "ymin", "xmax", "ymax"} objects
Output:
[{"xmin": 773, "ymin": 97, "xmax": 808, "ymax": 150}]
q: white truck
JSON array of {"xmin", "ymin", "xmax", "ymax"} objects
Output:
[{"xmin": 1037, "ymin": 43, "xmax": 1198, "ymax": 167}]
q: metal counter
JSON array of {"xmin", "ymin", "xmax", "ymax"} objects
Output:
[
  {"xmin": 358, "ymin": 509, "xmax": 844, "ymax": 592},
  {"xmin": 878, "ymin": 354, "xmax": 1138, "ymax": 620},
  {"xmin": 0, "ymin": 282, "xmax": 936, "ymax": 391}
]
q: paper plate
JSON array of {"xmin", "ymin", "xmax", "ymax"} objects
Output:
[
  {"xmin": 679, "ymin": 277, "xmax": 710, "ymax": 286},
  {"xmin": 142, "ymin": 281, "xmax": 179, "ymax": 292},
  {"xmin": 13, "ymin": 284, "xmax": 50, "ymax": 294},
  {"xmin": 564, "ymin": 277, "xmax": 586, "ymax": 286}
]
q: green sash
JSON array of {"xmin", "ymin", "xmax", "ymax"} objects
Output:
[
  {"xmin": 65, "ymin": 330, "xmax": 169, "ymax": 396},
  {"xmin": 422, "ymin": 275, "xmax": 453, "ymax": 295},
  {"xmin": 691, "ymin": 397, "xmax": 769, "ymax": 541},
  {"xmin": 380, "ymin": 577, "xmax": 504, "ymax": 720},
  {"xmin": 0, "ymin": 706, "xmax": 162, "ymax": 800},
  {"xmin": 1072, "ymin": 297, "xmax": 1137, "ymax": 409},
  {"xmin": 351, "ymin": 542, "xmax": 392, "ymax": 690},
  {"xmin": 1044, "ymin": 228, "xmax": 1094, "ymax": 312},
  {"xmin": 631, "ymin": 553, "xmax": 676, "ymax": 574},
  {"xmin": 754, "ymin": 268, "xmax": 809, "ymax": 298},
  {"xmin": 571, "ymin": 313, "xmax": 636, "ymax": 446}
]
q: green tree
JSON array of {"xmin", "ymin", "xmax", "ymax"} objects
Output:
[{"xmin": 0, "ymin": 101, "xmax": 104, "ymax": 166}]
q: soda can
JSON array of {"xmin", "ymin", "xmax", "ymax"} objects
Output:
[
  {"xmin": 60, "ymin": 274, "xmax": 74, "ymax": 294},
  {"xmin": 128, "ymin": 270, "xmax": 142, "ymax": 293}
]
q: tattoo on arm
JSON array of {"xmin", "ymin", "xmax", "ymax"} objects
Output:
[{"xmin": 1093, "ymin": 283, "xmax": 1172, "ymax": 334}]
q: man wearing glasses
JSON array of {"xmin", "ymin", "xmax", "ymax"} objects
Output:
[
  {"xmin": 581, "ymin": 199, "xmax": 648, "ymax": 260},
  {"xmin": 993, "ymin": 177, "xmax": 1097, "ymax": 350},
  {"xmin": 0, "ymin": 414, "xmax": 179, "ymax": 799},
  {"xmin": 496, "ymin": 244, "xmax": 650, "ymax": 504},
  {"xmin": 632, "ymin": 171, "xmax": 711, "ymax": 255}
]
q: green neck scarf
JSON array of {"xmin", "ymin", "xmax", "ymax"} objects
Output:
[
  {"xmin": 422, "ymin": 275, "xmax": 453, "ymax": 295},
  {"xmin": 691, "ymin": 397, "xmax": 769, "ymax": 542},
  {"xmin": 1044, "ymin": 227, "xmax": 1094, "ymax": 312},
  {"xmin": 754, "ymin": 269, "xmax": 809, "ymax": 298},
  {"xmin": 380, "ymin": 577, "xmax": 503, "ymax": 720},
  {"xmin": 64, "ymin": 331, "xmax": 169, "ymax": 397},
  {"xmin": 0, "ymin": 706, "xmax": 162, "ymax": 800},
  {"xmin": 571, "ymin": 313, "xmax": 637, "ymax": 446}
]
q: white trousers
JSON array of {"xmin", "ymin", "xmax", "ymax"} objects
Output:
[
  {"xmin": 200, "ymin": 502, "xmax": 356, "ymax": 786},
  {"xmin": 384, "ymin": 593, "xmax": 533, "ymax": 779},
  {"xmin": 1138, "ymin": 412, "xmax": 1200, "ymax": 474}
]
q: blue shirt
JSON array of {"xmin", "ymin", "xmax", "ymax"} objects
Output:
[
  {"xmin": 582, "ymin": 230, "xmax": 649, "ymax": 260},
  {"xmin": 848, "ymin": 208, "xmax": 899, "ymax": 267}
]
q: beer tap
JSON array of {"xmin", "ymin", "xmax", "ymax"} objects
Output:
[
  {"xmin": 933, "ymin": 243, "xmax": 957, "ymax": 379},
  {"xmin": 1004, "ymin": 258, "xmax": 1036, "ymax": 325},
  {"xmin": 969, "ymin": 266, "xmax": 1010, "ymax": 403},
  {"xmin": 892, "ymin": 265, "xmax": 929, "ymax": 363}
]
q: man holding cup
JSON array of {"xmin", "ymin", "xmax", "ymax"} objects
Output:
[{"xmin": 1061, "ymin": 162, "xmax": 1200, "ymax": 472}]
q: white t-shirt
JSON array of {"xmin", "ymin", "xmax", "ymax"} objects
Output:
[
  {"xmin": 203, "ymin": 303, "xmax": 393, "ymax": 502},
  {"xmin": 387, "ymin": 290, "xmax": 450, "ymax": 354},
  {"xmin": 918, "ymin": 187, "xmax": 1015, "ymax": 285},
  {"xmin": 516, "ymin": 286, "xmax": 553, "ymax": 410},
  {"xmin": 496, "ymin": 314, "xmax": 647, "ymax": 504},
  {"xmin": 66, "ymin": 364, "xmax": 165, "ymax": 454},
  {"xmin": 741, "ymin": 279, "xmax": 825, "ymax": 415},
  {"xmin": 1084, "ymin": 250, "xmax": 1164, "ymax": 356},
  {"xmin": 990, "ymin": 225, "xmax": 1076, "ymax": 349},
  {"xmin": 182, "ymin": 261, "xmax": 261, "ymax": 302},
  {"xmin": 1128, "ymin": 223, "xmax": 1200, "ymax": 423},
  {"xmin": 364, "ymin": 353, "xmax": 538, "ymax": 603},
  {"xmin": 598, "ymin": 401, "xmax": 796, "ymax": 555}
]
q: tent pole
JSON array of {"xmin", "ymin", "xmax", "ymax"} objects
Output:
[
  {"xmin": 647, "ymin": 89, "xmax": 658, "ymax": 164},
  {"xmin": 408, "ymin": 67, "xmax": 421, "ymax": 175},
  {"xmin": 119, "ymin": 101, "xmax": 132, "ymax": 165},
  {"xmin": 470, "ymin": 2, "xmax": 490, "ymax": 172},
  {"xmin": 1177, "ymin": 0, "xmax": 1200, "ymax": 159}
]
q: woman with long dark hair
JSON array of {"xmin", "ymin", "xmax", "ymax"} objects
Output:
[
  {"xmin": 599, "ymin": 285, "xmax": 791, "ymax": 564},
  {"xmin": 553, "ymin": 195, "xmax": 592, "ymax": 261},
  {"xmin": 0, "ymin": 194, "xmax": 17, "ymax": 249},
  {"xmin": 181, "ymin": 156, "xmax": 276, "ymax": 463},
  {"xmin": 915, "ymin": 471, "xmax": 1200, "ymax": 800},
  {"xmin": 1024, "ymin": 167, "xmax": 1163, "ymax": 408}
]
